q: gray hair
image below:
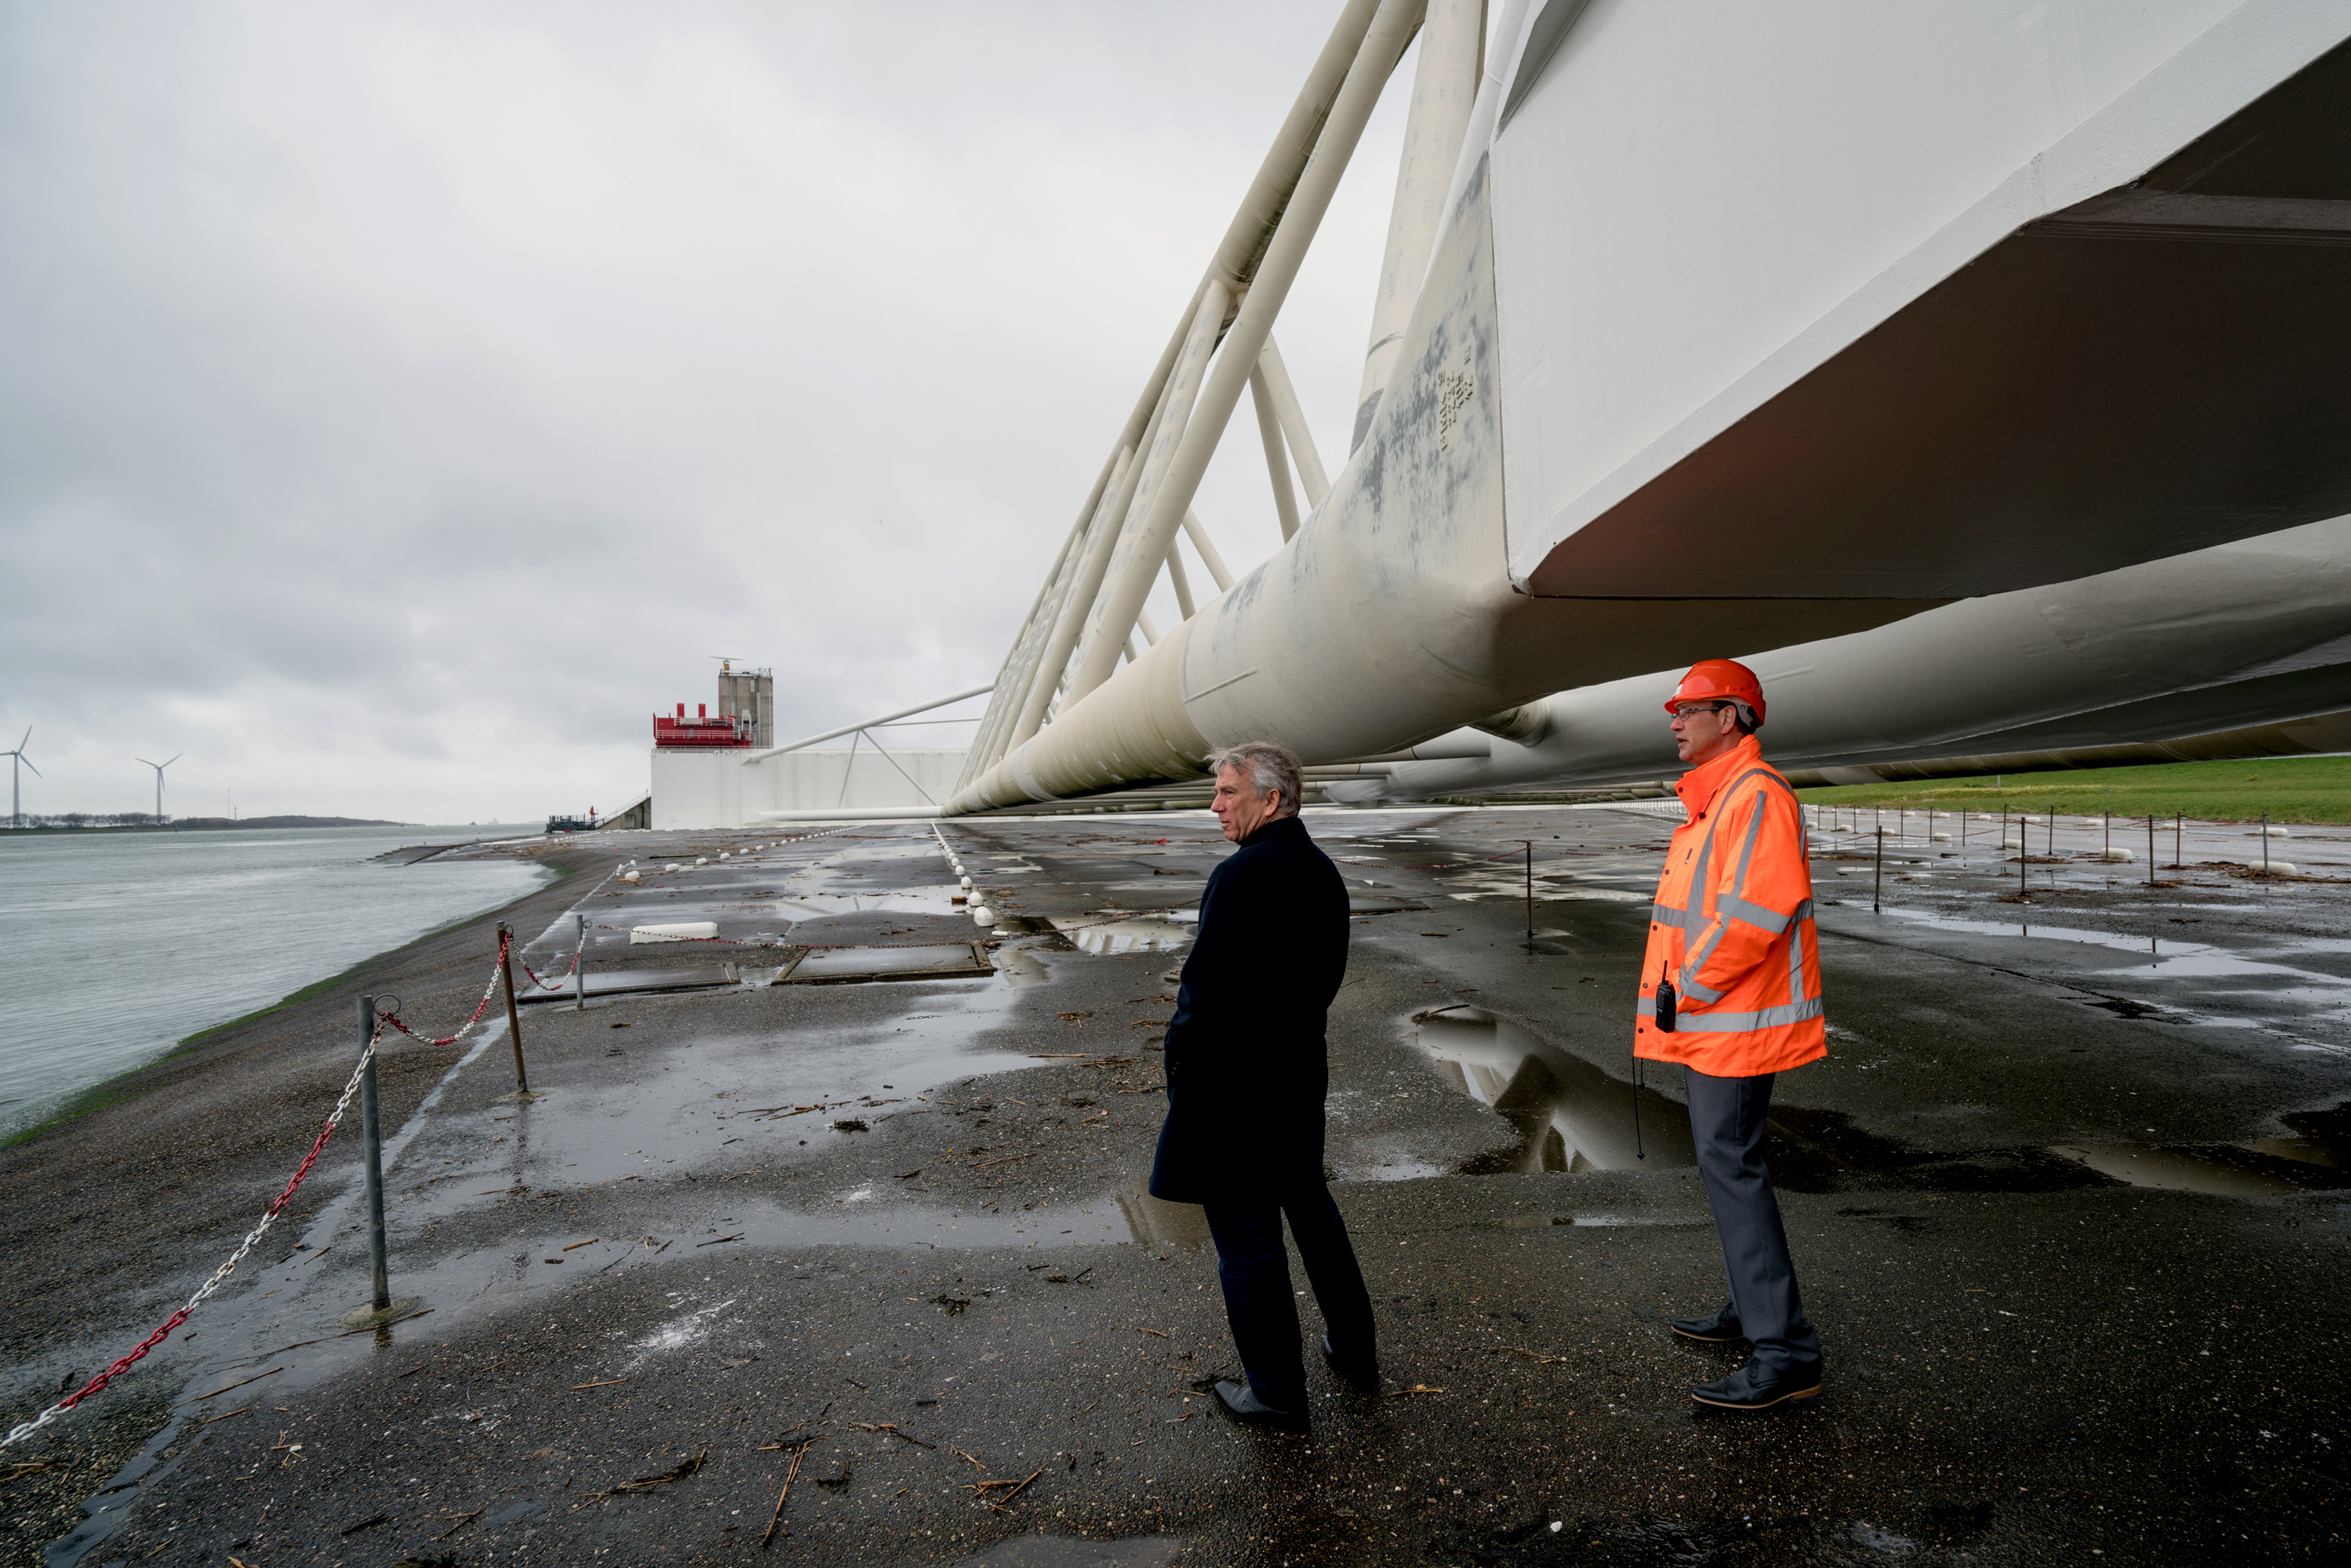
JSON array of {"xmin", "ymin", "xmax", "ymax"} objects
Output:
[{"xmin": 1206, "ymin": 741, "xmax": 1304, "ymax": 818}]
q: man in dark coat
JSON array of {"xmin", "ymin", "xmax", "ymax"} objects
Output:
[{"xmin": 1149, "ymin": 741, "xmax": 1377, "ymax": 1433}]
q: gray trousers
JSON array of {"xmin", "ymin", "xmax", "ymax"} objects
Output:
[{"xmin": 1685, "ymin": 1066, "xmax": 1822, "ymax": 1373}]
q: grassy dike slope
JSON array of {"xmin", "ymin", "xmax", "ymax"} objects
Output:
[{"xmin": 1794, "ymin": 754, "xmax": 2351, "ymax": 824}]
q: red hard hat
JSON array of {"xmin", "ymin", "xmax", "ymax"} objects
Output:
[{"xmin": 1665, "ymin": 659, "xmax": 1765, "ymax": 727}]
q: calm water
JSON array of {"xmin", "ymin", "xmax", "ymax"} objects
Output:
[{"xmin": 0, "ymin": 825, "xmax": 553, "ymax": 1139}]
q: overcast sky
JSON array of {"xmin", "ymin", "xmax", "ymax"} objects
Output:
[{"xmin": 0, "ymin": 1, "xmax": 1442, "ymax": 824}]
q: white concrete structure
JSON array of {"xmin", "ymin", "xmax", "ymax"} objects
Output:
[
  {"xmin": 935, "ymin": 1, "xmax": 2351, "ymax": 817},
  {"xmin": 652, "ymin": 747, "xmax": 967, "ymax": 830},
  {"xmin": 1327, "ymin": 517, "xmax": 2351, "ymax": 801}
]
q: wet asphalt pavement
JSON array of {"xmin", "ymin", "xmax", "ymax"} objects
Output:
[{"xmin": 6, "ymin": 806, "xmax": 2349, "ymax": 1567}]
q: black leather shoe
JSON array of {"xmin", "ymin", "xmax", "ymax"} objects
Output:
[
  {"xmin": 1212, "ymin": 1379, "xmax": 1309, "ymax": 1434},
  {"xmin": 1691, "ymin": 1358, "xmax": 1823, "ymax": 1410},
  {"xmin": 1321, "ymin": 1335, "xmax": 1380, "ymax": 1393},
  {"xmin": 1670, "ymin": 1302, "xmax": 1746, "ymax": 1343}
]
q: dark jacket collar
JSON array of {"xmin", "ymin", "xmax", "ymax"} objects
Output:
[{"xmin": 1238, "ymin": 815, "xmax": 1310, "ymax": 850}]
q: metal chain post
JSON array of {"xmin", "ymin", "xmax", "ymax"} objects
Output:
[
  {"xmin": 498, "ymin": 923, "xmax": 527, "ymax": 1091},
  {"xmin": 359, "ymin": 996, "xmax": 389, "ymax": 1313}
]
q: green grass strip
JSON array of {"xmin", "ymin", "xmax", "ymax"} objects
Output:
[{"xmin": 1793, "ymin": 754, "xmax": 2351, "ymax": 824}]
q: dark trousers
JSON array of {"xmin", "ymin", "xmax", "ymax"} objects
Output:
[
  {"xmin": 1201, "ymin": 1185, "xmax": 1376, "ymax": 1410},
  {"xmin": 1685, "ymin": 1066, "xmax": 1823, "ymax": 1374}
]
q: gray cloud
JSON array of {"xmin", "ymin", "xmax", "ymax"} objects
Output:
[{"xmin": 0, "ymin": 1, "xmax": 1423, "ymax": 821}]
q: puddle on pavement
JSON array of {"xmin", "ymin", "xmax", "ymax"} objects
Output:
[
  {"xmin": 1854, "ymin": 902, "xmax": 2351, "ymax": 1032},
  {"xmin": 784, "ymin": 944, "xmax": 993, "ymax": 983},
  {"xmin": 985, "ymin": 941, "xmax": 1062, "ymax": 986},
  {"xmin": 1400, "ymin": 1008, "xmax": 2278, "ymax": 1198},
  {"xmin": 1410, "ymin": 1006, "xmax": 1694, "ymax": 1172},
  {"xmin": 2049, "ymin": 1100, "xmax": 2351, "ymax": 1195},
  {"xmin": 2263, "ymin": 1100, "xmax": 2351, "ymax": 1168},
  {"xmin": 401, "ymin": 1017, "xmax": 1037, "ymax": 1208},
  {"xmin": 1048, "ymin": 915, "xmax": 1195, "ymax": 956},
  {"xmin": 522, "ymin": 965, "xmax": 739, "ymax": 1002},
  {"xmin": 2047, "ymin": 1144, "xmax": 2320, "ymax": 1197},
  {"xmin": 764, "ymin": 891, "xmax": 964, "ymax": 921}
]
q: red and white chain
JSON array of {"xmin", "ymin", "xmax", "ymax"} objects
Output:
[
  {"xmin": 380, "ymin": 936, "xmax": 511, "ymax": 1047},
  {"xmin": 2, "ymin": 1021, "xmax": 386, "ymax": 1450}
]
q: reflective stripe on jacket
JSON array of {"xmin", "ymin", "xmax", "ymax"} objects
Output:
[{"xmin": 1634, "ymin": 734, "xmax": 1826, "ymax": 1077}]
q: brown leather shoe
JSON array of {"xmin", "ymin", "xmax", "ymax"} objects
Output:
[{"xmin": 1692, "ymin": 1358, "xmax": 1823, "ymax": 1410}]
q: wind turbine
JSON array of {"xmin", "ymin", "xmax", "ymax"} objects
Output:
[
  {"xmin": 135, "ymin": 754, "xmax": 181, "ymax": 827},
  {"xmin": 3, "ymin": 728, "xmax": 37, "ymax": 830}
]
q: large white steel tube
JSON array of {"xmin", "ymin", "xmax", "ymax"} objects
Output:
[
  {"xmin": 1333, "ymin": 515, "xmax": 2351, "ymax": 801},
  {"xmin": 744, "ymin": 685, "xmax": 994, "ymax": 763},
  {"xmin": 1250, "ymin": 366, "xmax": 1304, "ymax": 542},
  {"xmin": 1065, "ymin": 0, "xmax": 1428, "ymax": 706},
  {"xmin": 1258, "ymin": 338, "xmax": 1330, "ymax": 508},
  {"xmin": 1181, "ymin": 510, "xmax": 1234, "ymax": 592},
  {"xmin": 1353, "ymin": 0, "xmax": 1485, "ymax": 452},
  {"xmin": 945, "ymin": 126, "xmax": 1931, "ymax": 817},
  {"xmin": 1067, "ymin": 279, "xmax": 1233, "ymax": 701},
  {"xmin": 949, "ymin": 3, "xmax": 2351, "ymax": 819}
]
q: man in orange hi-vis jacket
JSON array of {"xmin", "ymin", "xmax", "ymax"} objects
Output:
[{"xmin": 1636, "ymin": 658, "xmax": 1826, "ymax": 1410}]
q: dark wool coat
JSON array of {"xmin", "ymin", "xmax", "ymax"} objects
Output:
[{"xmin": 1147, "ymin": 815, "xmax": 1352, "ymax": 1204}]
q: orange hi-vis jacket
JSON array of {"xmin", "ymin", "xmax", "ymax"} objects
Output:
[{"xmin": 1634, "ymin": 734, "xmax": 1827, "ymax": 1077}]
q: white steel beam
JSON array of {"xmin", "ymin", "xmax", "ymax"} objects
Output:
[
  {"xmin": 1003, "ymin": 307, "xmax": 1200, "ymax": 754},
  {"xmin": 1249, "ymin": 365, "xmax": 1304, "ymax": 542},
  {"xmin": 1164, "ymin": 535, "xmax": 1196, "ymax": 622},
  {"xmin": 973, "ymin": 0, "xmax": 1390, "ymax": 773},
  {"xmin": 1066, "ymin": 279, "xmax": 1233, "ymax": 701},
  {"xmin": 1064, "ymin": 0, "xmax": 1428, "ymax": 706},
  {"xmin": 743, "ymin": 685, "xmax": 993, "ymax": 762},
  {"xmin": 1181, "ymin": 510, "xmax": 1234, "ymax": 592},
  {"xmin": 1257, "ymin": 337, "xmax": 1331, "ymax": 508}
]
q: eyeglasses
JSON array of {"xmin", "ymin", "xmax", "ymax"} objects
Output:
[{"xmin": 1670, "ymin": 701, "xmax": 1731, "ymax": 719}]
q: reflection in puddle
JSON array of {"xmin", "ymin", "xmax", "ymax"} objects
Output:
[
  {"xmin": 986, "ymin": 944, "xmax": 1058, "ymax": 987},
  {"xmin": 1048, "ymin": 915, "xmax": 1195, "ymax": 956},
  {"xmin": 783, "ymin": 944, "xmax": 992, "ymax": 983},
  {"xmin": 2050, "ymin": 1100, "xmax": 2351, "ymax": 1196},
  {"xmin": 2049, "ymin": 1145, "xmax": 2311, "ymax": 1198},
  {"xmin": 1411, "ymin": 1007, "xmax": 1693, "ymax": 1171},
  {"xmin": 1116, "ymin": 1187, "xmax": 1212, "ymax": 1252},
  {"xmin": 1863, "ymin": 902, "xmax": 2351, "ymax": 1034}
]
